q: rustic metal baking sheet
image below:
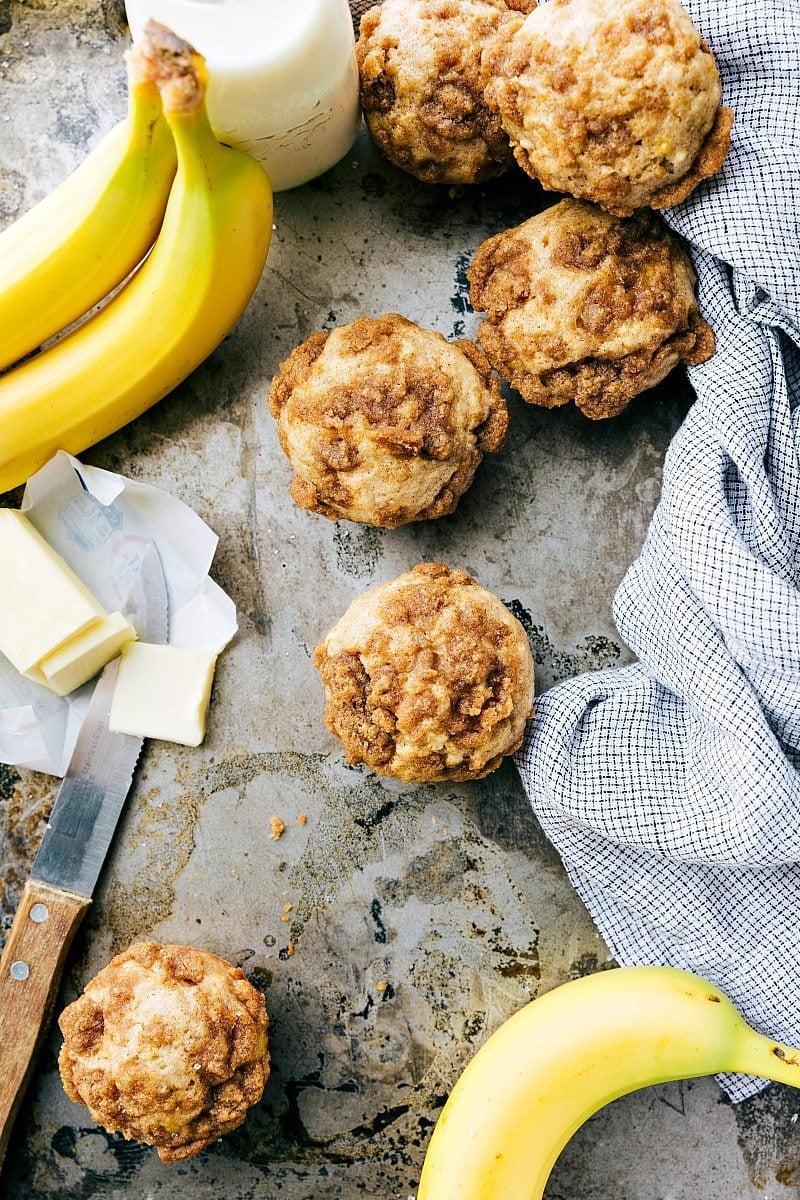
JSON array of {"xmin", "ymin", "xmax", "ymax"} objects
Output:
[{"xmin": 1, "ymin": 3, "xmax": 799, "ymax": 1197}]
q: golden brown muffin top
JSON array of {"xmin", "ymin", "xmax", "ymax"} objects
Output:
[
  {"xmin": 314, "ymin": 563, "xmax": 534, "ymax": 782},
  {"xmin": 484, "ymin": 0, "xmax": 731, "ymax": 214},
  {"xmin": 268, "ymin": 314, "xmax": 506, "ymax": 528},
  {"xmin": 468, "ymin": 199, "xmax": 714, "ymax": 416},
  {"xmin": 357, "ymin": 0, "xmax": 535, "ymax": 184},
  {"xmin": 58, "ymin": 942, "xmax": 269, "ymax": 1163}
]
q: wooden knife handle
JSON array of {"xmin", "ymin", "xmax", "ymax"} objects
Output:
[{"xmin": 0, "ymin": 880, "xmax": 90, "ymax": 1168}]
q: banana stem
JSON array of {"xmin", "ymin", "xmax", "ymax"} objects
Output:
[
  {"xmin": 123, "ymin": 78, "xmax": 168, "ymax": 151},
  {"xmin": 127, "ymin": 19, "xmax": 226, "ymax": 175},
  {"xmin": 734, "ymin": 1028, "xmax": 800, "ymax": 1088},
  {"xmin": 168, "ymin": 106, "xmax": 228, "ymax": 179},
  {"xmin": 127, "ymin": 20, "xmax": 210, "ymax": 118},
  {"xmin": 124, "ymin": 30, "xmax": 167, "ymax": 140},
  {"xmin": 125, "ymin": 43, "xmax": 159, "ymax": 96}
]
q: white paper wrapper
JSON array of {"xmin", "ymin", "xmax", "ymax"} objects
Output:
[{"xmin": 0, "ymin": 452, "xmax": 238, "ymax": 776}]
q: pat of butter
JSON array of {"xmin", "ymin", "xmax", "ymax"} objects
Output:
[
  {"xmin": 38, "ymin": 612, "xmax": 137, "ymax": 697},
  {"xmin": 0, "ymin": 510, "xmax": 108, "ymax": 676},
  {"xmin": 109, "ymin": 643, "xmax": 218, "ymax": 747}
]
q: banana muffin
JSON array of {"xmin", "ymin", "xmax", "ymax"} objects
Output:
[
  {"xmin": 58, "ymin": 942, "xmax": 270, "ymax": 1162},
  {"xmin": 357, "ymin": 0, "xmax": 535, "ymax": 185},
  {"xmin": 468, "ymin": 199, "xmax": 715, "ymax": 418},
  {"xmin": 483, "ymin": 0, "xmax": 732, "ymax": 215},
  {"xmin": 268, "ymin": 314, "xmax": 507, "ymax": 528},
  {"xmin": 314, "ymin": 563, "xmax": 535, "ymax": 782}
]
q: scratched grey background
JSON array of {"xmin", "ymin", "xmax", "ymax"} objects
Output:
[{"xmin": 1, "ymin": 1, "xmax": 799, "ymax": 1197}]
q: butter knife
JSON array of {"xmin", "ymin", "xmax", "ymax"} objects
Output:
[{"xmin": 0, "ymin": 543, "xmax": 168, "ymax": 1165}]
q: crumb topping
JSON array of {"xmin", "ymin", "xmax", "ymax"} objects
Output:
[
  {"xmin": 314, "ymin": 563, "xmax": 534, "ymax": 782},
  {"xmin": 268, "ymin": 314, "xmax": 506, "ymax": 528},
  {"xmin": 468, "ymin": 198, "xmax": 714, "ymax": 417},
  {"xmin": 483, "ymin": 0, "xmax": 729, "ymax": 213},
  {"xmin": 58, "ymin": 942, "xmax": 269, "ymax": 1163}
]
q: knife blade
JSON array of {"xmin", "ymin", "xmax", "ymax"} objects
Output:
[
  {"xmin": 0, "ymin": 541, "xmax": 169, "ymax": 1168},
  {"xmin": 29, "ymin": 660, "xmax": 143, "ymax": 896}
]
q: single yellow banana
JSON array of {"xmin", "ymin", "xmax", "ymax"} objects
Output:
[
  {"xmin": 0, "ymin": 23, "xmax": 272, "ymax": 495},
  {"xmin": 418, "ymin": 966, "xmax": 800, "ymax": 1200},
  {"xmin": 0, "ymin": 61, "xmax": 176, "ymax": 374}
]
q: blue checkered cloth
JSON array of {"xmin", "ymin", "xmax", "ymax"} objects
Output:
[{"xmin": 515, "ymin": 0, "xmax": 800, "ymax": 1100}]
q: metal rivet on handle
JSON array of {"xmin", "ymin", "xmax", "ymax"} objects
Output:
[
  {"xmin": 30, "ymin": 903, "xmax": 49, "ymax": 923},
  {"xmin": 10, "ymin": 961, "xmax": 29, "ymax": 981}
]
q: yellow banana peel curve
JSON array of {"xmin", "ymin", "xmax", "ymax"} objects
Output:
[
  {"xmin": 0, "ymin": 70, "xmax": 176, "ymax": 374},
  {"xmin": 0, "ymin": 23, "xmax": 272, "ymax": 494},
  {"xmin": 418, "ymin": 965, "xmax": 800, "ymax": 1200}
]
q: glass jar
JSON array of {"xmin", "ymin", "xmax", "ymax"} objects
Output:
[{"xmin": 124, "ymin": 0, "xmax": 362, "ymax": 191}]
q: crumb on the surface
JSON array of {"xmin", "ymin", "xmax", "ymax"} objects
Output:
[
  {"xmin": 269, "ymin": 816, "xmax": 286, "ymax": 841},
  {"xmin": 282, "ymin": 903, "xmax": 293, "ymax": 912},
  {"xmin": 297, "ymin": 813, "xmax": 308, "ymax": 826},
  {"xmin": 376, "ymin": 980, "xmax": 389, "ymax": 993},
  {"xmin": 287, "ymin": 942, "xmax": 296, "ymax": 957}
]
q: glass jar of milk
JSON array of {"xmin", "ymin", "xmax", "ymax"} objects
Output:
[{"xmin": 124, "ymin": 0, "xmax": 361, "ymax": 191}]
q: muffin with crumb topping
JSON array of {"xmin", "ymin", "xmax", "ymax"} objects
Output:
[
  {"xmin": 468, "ymin": 199, "xmax": 715, "ymax": 418},
  {"xmin": 314, "ymin": 563, "xmax": 534, "ymax": 782},
  {"xmin": 483, "ymin": 0, "xmax": 732, "ymax": 215},
  {"xmin": 357, "ymin": 0, "xmax": 535, "ymax": 184},
  {"xmin": 58, "ymin": 942, "xmax": 269, "ymax": 1163},
  {"xmin": 268, "ymin": 313, "xmax": 507, "ymax": 528}
]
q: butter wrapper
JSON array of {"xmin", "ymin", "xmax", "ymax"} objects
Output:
[{"xmin": 0, "ymin": 452, "xmax": 238, "ymax": 775}]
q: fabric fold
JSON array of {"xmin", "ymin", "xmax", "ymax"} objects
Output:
[{"xmin": 515, "ymin": 0, "xmax": 800, "ymax": 1100}]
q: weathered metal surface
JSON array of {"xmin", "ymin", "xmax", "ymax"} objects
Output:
[{"xmin": 2, "ymin": 3, "xmax": 800, "ymax": 1198}]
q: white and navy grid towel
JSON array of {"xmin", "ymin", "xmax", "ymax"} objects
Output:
[{"xmin": 516, "ymin": 0, "xmax": 800, "ymax": 1100}]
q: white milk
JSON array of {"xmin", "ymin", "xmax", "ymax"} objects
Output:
[{"xmin": 124, "ymin": 0, "xmax": 361, "ymax": 191}]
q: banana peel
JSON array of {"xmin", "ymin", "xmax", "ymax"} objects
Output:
[
  {"xmin": 418, "ymin": 965, "xmax": 800, "ymax": 1200},
  {"xmin": 0, "ymin": 21, "xmax": 272, "ymax": 494},
  {"xmin": 0, "ymin": 64, "xmax": 176, "ymax": 376}
]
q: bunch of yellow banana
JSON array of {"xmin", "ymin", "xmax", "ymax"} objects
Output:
[
  {"xmin": 418, "ymin": 965, "xmax": 800, "ymax": 1199},
  {"xmin": 0, "ymin": 21, "xmax": 272, "ymax": 495}
]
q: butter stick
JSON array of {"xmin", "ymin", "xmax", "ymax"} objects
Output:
[{"xmin": 0, "ymin": 510, "xmax": 137, "ymax": 694}]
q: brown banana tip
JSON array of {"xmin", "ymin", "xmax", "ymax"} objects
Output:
[{"xmin": 125, "ymin": 19, "xmax": 208, "ymax": 113}]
